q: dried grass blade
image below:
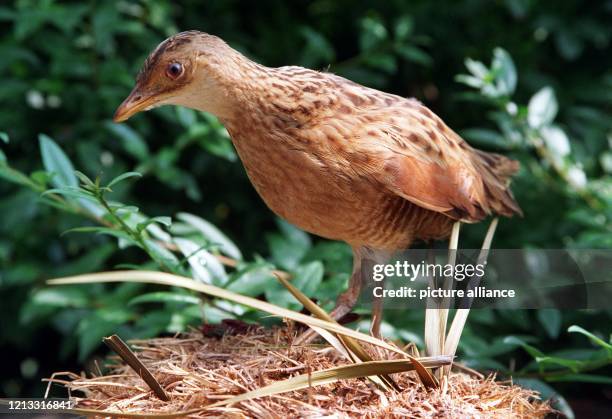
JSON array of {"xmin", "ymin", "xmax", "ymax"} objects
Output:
[
  {"xmin": 274, "ymin": 274, "xmax": 399, "ymax": 391},
  {"xmin": 47, "ymin": 271, "xmax": 406, "ymax": 355},
  {"xmin": 443, "ymin": 218, "xmax": 498, "ymax": 374},
  {"xmin": 425, "ymin": 222, "xmax": 460, "ymax": 358},
  {"xmin": 103, "ymin": 334, "xmax": 169, "ymax": 401},
  {"xmin": 209, "ymin": 357, "xmax": 452, "ymax": 408},
  {"xmin": 409, "ymin": 358, "xmax": 439, "ymax": 390},
  {"xmin": 65, "ymin": 407, "xmax": 205, "ymax": 418}
]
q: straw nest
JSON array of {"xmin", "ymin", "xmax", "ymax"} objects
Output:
[{"xmin": 51, "ymin": 325, "xmax": 553, "ymax": 418}]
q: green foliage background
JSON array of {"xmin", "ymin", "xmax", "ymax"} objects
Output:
[{"xmin": 0, "ymin": 0, "xmax": 611, "ymax": 415}]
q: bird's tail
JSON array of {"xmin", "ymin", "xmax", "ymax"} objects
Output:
[{"xmin": 473, "ymin": 149, "xmax": 523, "ymax": 218}]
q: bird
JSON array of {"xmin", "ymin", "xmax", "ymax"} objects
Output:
[{"xmin": 114, "ymin": 31, "xmax": 521, "ymax": 344}]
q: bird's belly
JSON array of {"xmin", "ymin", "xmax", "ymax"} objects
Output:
[{"xmin": 230, "ymin": 134, "xmax": 452, "ymax": 249}]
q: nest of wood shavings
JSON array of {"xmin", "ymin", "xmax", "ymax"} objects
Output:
[{"xmin": 52, "ymin": 325, "xmax": 553, "ymax": 418}]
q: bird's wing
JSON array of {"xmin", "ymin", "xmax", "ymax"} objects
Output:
[{"xmin": 338, "ymin": 101, "xmax": 521, "ymax": 222}]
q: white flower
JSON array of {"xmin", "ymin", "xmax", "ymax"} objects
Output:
[
  {"xmin": 506, "ymin": 101, "xmax": 518, "ymax": 116},
  {"xmin": 26, "ymin": 90, "xmax": 44, "ymax": 109},
  {"xmin": 100, "ymin": 151, "xmax": 114, "ymax": 166},
  {"xmin": 541, "ymin": 125, "xmax": 571, "ymax": 157},
  {"xmin": 567, "ymin": 166, "xmax": 587, "ymax": 189}
]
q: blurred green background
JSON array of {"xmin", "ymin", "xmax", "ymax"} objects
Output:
[{"xmin": 0, "ymin": 1, "xmax": 611, "ymax": 416}]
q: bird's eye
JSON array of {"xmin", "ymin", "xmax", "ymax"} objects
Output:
[{"xmin": 166, "ymin": 62, "xmax": 183, "ymax": 80}]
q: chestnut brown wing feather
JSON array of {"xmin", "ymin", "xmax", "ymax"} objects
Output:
[
  {"xmin": 273, "ymin": 69, "xmax": 521, "ymax": 222},
  {"xmin": 338, "ymin": 103, "xmax": 522, "ymax": 222}
]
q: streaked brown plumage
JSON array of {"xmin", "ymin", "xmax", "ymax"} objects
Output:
[{"xmin": 114, "ymin": 31, "xmax": 521, "ymax": 337}]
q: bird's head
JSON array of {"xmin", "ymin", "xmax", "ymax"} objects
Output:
[{"xmin": 113, "ymin": 31, "xmax": 239, "ymax": 123}]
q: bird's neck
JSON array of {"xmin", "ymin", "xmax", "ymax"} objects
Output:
[
  {"xmin": 186, "ymin": 49, "xmax": 288, "ymax": 124},
  {"xmin": 187, "ymin": 48, "xmax": 310, "ymax": 126}
]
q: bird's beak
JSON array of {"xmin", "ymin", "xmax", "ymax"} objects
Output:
[{"xmin": 113, "ymin": 86, "xmax": 159, "ymax": 123}]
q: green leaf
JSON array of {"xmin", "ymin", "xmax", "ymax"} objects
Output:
[
  {"xmin": 20, "ymin": 302, "xmax": 59, "ymax": 325},
  {"xmin": 503, "ymin": 336, "xmax": 545, "ymax": 358},
  {"xmin": 227, "ymin": 266, "xmax": 275, "ymax": 296},
  {"xmin": 114, "ymin": 205, "xmax": 139, "ymax": 217},
  {"xmin": 31, "ymin": 288, "xmax": 88, "ymax": 308},
  {"xmin": 266, "ymin": 218, "xmax": 312, "ymax": 270},
  {"xmin": 359, "ymin": 16, "xmax": 387, "ymax": 51},
  {"xmin": 264, "ymin": 284, "xmax": 299, "ymax": 309},
  {"xmin": 105, "ymin": 122, "xmax": 149, "ymax": 161},
  {"xmin": 29, "ymin": 171, "xmax": 52, "ymax": 187},
  {"xmin": 537, "ymin": 309, "xmax": 562, "ymax": 339},
  {"xmin": 174, "ymin": 237, "xmax": 228, "ymax": 285},
  {"xmin": 277, "ymin": 219, "xmax": 311, "ymax": 249},
  {"xmin": 266, "ymin": 261, "xmax": 325, "ymax": 310},
  {"xmin": 268, "ymin": 219, "xmax": 312, "ymax": 270},
  {"xmin": 107, "ymin": 171, "xmax": 142, "ymax": 188},
  {"xmin": 133, "ymin": 311, "xmax": 172, "ymax": 337},
  {"xmin": 144, "ymin": 239, "xmax": 180, "ymax": 268},
  {"xmin": 555, "ymin": 31, "xmax": 583, "ymax": 61},
  {"xmin": 395, "ymin": 45, "xmax": 432, "ymax": 67},
  {"xmin": 63, "ymin": 227, "xmax": 136, "ymax": 247},
  {"xmin": 136, "ymin": 216, "xmax": 172, "ymax": 233},
  {"xmin": 74, "ymin": 170, "xmax": 95, "ymax": 188},
  {"xmin": 77, "ymin": 309, "xmax": 132, "ymax": 361},
  {"xmin": 299, "ymin": 26, "xmax": 335, "ymax": 65},
  {"xmin": 536, "ymin": 356, "xmax": 583, "ymax": 372},
  {"xmin": 363, "ymin": 52, "xmax": 397, "ymax": 73},
  {"xmin": 528, "ymin": 87, "xmax": 558, "ymax": 128},
  {"xmin": 461, "ymin": 335, "xmax": 520, "ymax": 358},
  {"xmin": 150, "ymin": 216, "xmax": 171, "ymax": 227},
  {"xmin": 393, "ymin": 16, "xmax": 413, "ymax": 40},
  {"xmin": 0, "ymin": 164, "xmax": 38, "ymax": 188},
  {"xmin": 292, "ymin": 261, "xmax": 324, "ymax": 296},
  {"xmin": 304, "ymin": 241, "xmax": 352, "ymax": 274},
  {"xmin": 39, "ymin": 134, "xmax": 77, "ymax": 188},
  {"xmin": 461, "ymin": 128, "xmax": 511, "ymax": 149},
  {"xmin": 62, "ymin": 226, "xmax": 114, "ymax": 235},
  {"xmin": 175, "ymin": 107, "xmax": 197, "ymax": 127},
  {"xmin": 548, "ymin": 374, "xmax": 612, "ymax": 384},
  {"xmin": 197, "ymin": 130, "xmax": 237, "ymax": 161},
  {"xmin": 177, "ymin": 212, "xmax": 242, "ymax": 260},
  {"xmin": 98, "ymin": 228, "xmax": 136, "ymax": 244},
  {"xmin": 42, "ymin": 187, "xmax": 97, "ymax": 202},
  {"xmin": 267, "ymin": 235, "xmax": 301, "ymax": 271},
  {"xmin": 0, "ymin": 131, "xmax": 8, "ymax": 143},
  {"xmin": 167, "ymin": 305, "xmax": 204, "ymax": 332},
  {"xmin": 568, "ymin": 325, "xmax": 612, "ymax": 352},
  {"xmin": 492, "ymin": 47, "xmax": 517, "ymax": 95},
  {"xmin": 54, "ymin": 244, "xmax": 115, "ymax": 277},
  {"xmin": 129, "ymin": 292, "xmax": 201, "ymax": 306}
]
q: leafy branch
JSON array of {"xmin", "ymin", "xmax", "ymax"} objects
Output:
[
  {"xmin": 456, "ymin": 48, "xmax": 604, "ymax": 211},
  {"xmin": 505, "ymin": 326, "xmax": 612, "ymax": 384}
]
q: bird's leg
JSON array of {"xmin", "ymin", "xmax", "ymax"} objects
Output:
[
  {"xmin": 367, "ymin": 248, "xmax": 392, "ymax": 339},
  {"xmin": 293, "ymin": 247, "xmax": 364, "ymax": 346},
  {"xmin": 330, "ymin": 266, "xmax": 364, "ymax": 322},
  {"xmin": 370, "ymin": 275, "xmax": 384, "ymax": 339}
]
